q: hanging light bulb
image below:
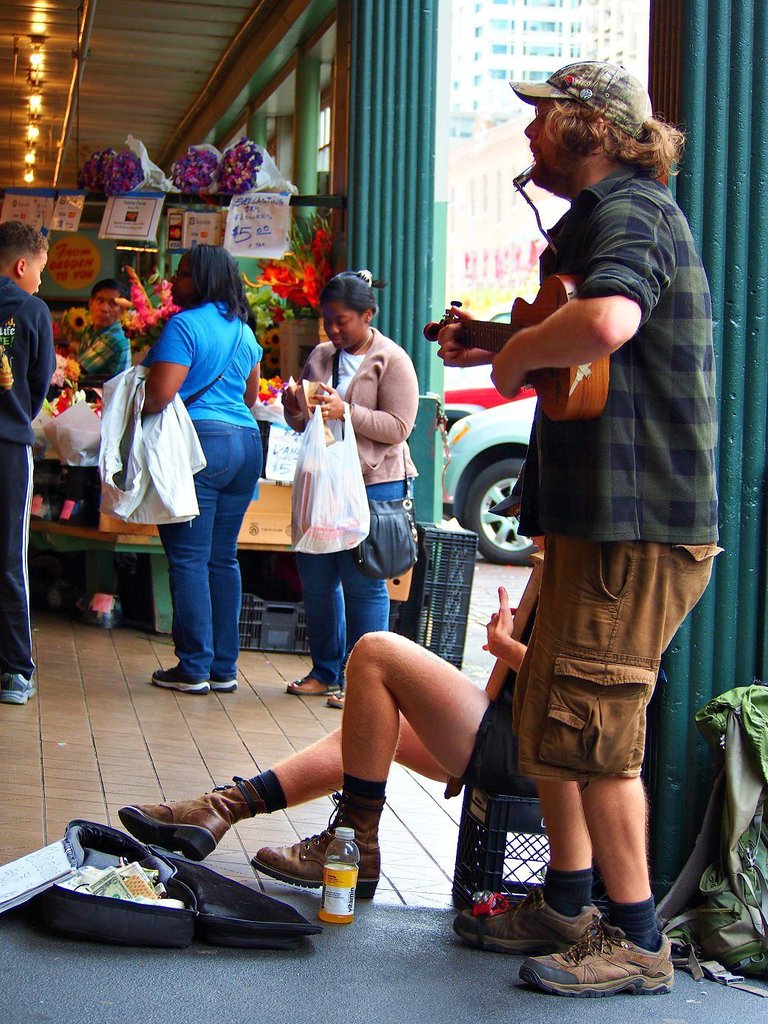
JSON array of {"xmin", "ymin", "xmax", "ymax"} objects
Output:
[
  {"xmin": 24, "ymin": 169, "xmax": 35, "ymax": 184},
  {"xmin": 29, "ymin": 50, "xmax": 43, "ymax": 69},
  {"xmin": 29, "ymin": 92, "xmax": 42, "ymax": 114},
  {"xmin": 26, "ymin": 123, "xmax": 40, "ymax": 142},
  {"xmin": 25, "ymin": 150, "xmax": 36, "ymax": 165}
]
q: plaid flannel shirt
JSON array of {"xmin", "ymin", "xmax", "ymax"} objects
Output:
[
  {"xmin": 519, "ymin": 168, "xmax": 719, "ymax": 543},
  {"xmin": 78, "ymin": 320, "xmax": 131, "ymax": 377}
]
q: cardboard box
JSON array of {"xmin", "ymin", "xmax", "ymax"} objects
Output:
[
  {"xmin": 98, "ymin": 513, "xmax": 159, "ymax": 537},
  {"xmin": 237, "ymin": 482, "xmax": 293, "ymax": 547}
]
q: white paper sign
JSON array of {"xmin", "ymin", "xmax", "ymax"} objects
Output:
[
  {"xmin": 0, "ymin": 189, "xmax": 55, "ymax": 230},
  {"xmin": 223, "ymin": 192, "xmax": 291, "ymax": 258},
  {"xmin": 183, "ymin": 209, "xmax": 225, "ymax": 248},
  {"xmin": 264, "ymin": 422, "xmax": 303, "ymax": 482},
  {"xmin": 50, "ymin": 191, "xmax": 86, "ymax": 233},
  {"xmin": 99, "ymin": 194, "xmax": 165, "ymax": 240}
]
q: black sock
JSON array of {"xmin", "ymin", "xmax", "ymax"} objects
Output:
[
  {"xmin": 342, "ymin": 773, "xmax": 386, "ymax": 801},
  {"xmin": 543, "ymin": 867, "xmax": 594, "ymax": 917},
  {"xmin": 248, "ymin": 770, "xmax": 287, "ymax": 813},
  {"xmin": 608, "ymin": 896, "xmax": 661, "ymax": 951}
]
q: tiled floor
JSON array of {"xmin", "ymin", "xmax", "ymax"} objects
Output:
[{"xmin": 1, "ymin": 560, "xmax": 530, "ymax": 909}]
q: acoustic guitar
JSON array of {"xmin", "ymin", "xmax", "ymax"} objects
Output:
[
  {"xmin": 424, "ymin": 275, "xmax": 609, "ymax": 421},
  {"xmin": 444, "ymin": 552, "xmax": 544, "ymax": 799}
]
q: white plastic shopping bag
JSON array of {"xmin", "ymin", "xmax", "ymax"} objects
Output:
[{"xmin": 291, "ymin": 406, "xmax": 370, "ymax": 553}]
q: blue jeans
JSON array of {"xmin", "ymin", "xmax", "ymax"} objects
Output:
[
  {"xmin": 158, "ymin": 422, "xmax": 262, "ymax": 681},
  {"xmin": 296, "ymin": 479, "xmax": 407, "ymax": 690}
]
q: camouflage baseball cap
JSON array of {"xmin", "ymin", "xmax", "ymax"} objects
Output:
[{"xmin": 510, "ymin": 61, "xmax": 652, "ymax": 138}]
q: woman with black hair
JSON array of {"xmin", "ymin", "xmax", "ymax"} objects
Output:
[
  {"xmin": 142, "ymin": 245, "xmax": 263, "ymax": 695},
  {"xmin": 282, "ymin": 270, "xmax": 419, "ymax": 707}
]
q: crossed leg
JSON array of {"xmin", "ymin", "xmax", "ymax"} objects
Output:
[{"xmin": 275, "ymin": 630, "xmax": 491, "ymax": 802}]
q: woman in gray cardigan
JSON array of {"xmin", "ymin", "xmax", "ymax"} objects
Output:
[{"xmin": 283, "ymin": 271, "xmax": 419, "ymax": 707}]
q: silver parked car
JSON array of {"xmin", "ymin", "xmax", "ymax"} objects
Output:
[{"xmin": 442, "ymin": 395, "xmax": 538, "ymax": 565}]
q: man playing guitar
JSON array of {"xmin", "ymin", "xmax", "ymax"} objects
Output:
[{"xmin": 440, "ymin": 61, "xmax": 720, "ymax": 997}]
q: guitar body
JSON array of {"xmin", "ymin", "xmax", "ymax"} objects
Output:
[
  {"xmin": 512, "ymin": 275, "xmax": 609, "ymax": 421},
  {"xmin": 424, "ymin": 274, "xmax": 610, "ymax": 421}
]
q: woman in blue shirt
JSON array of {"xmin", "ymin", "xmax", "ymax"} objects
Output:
[{"xmin": 143, "ymin": 245, "xmax": 262, "ymax": 694}]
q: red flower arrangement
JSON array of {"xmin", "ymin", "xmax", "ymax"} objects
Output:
[{"xmin": 253, "ymin": 213, "xmax": 333, "ymax": 318}]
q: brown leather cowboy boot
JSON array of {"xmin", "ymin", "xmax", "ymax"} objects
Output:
[
  {"xmin": 252, "ymin": 791, "xmax": 384, "ymax": 898},
  {"xmin": 118, "ymin": 777, "xmax": 265, "ymax": 861}
]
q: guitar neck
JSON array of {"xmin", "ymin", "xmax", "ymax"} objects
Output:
[{"xmin": 463, "ymin": 319, "xmax": 516, "ymax": 354}]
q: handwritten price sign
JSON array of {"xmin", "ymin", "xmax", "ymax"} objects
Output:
[{"xmin": 223, "ymin": 192, "xmax": 291, "ymax": 258}]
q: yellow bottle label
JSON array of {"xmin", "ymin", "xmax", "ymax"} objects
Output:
[{"xmin": 318, "ymin": 865, "xmax": 358, "ymax": 923}]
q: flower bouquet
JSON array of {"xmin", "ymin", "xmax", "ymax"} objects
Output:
[
  {"xmin": 218, "ymin": 138, "xmax": 265, "ymax": 194},
  {"xmin": 77, "ymin": 148, "xmax": 117, "ymax": 191},
  {"xmin": 245, "ymin": 212, "xmax": 333, "ymax": 320},
  {"xmin": 218, "ymin": 137, "xmax": 297, "ymax": 194},
  {"xmin": 41, "ymin": 386, "xmax": 102, "ymax": 466},
  {"xmin": 121, "ymin": 265, "xmax": 179, "ymax": 354},
  {"xmin": 170, "ymin": 144, "xmax": 222, "ymax": 193},
  {"xmin": 50, "ymin": 353, "xmax": 82, "ymax": 389},
  {"xmin": 55, "ymin": 307, "xmax": 91, "ymax": 354}
]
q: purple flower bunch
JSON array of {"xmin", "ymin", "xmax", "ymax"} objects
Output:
[
  {"xmin": 77, "ymin": 148, "xmax": 117, "ymax": 191},
  {"xmin": 103, "ymin": 149, "xmax": 145, "ymax": 195},
  {"xmin": 170, "ymin": 146, "xmax": 221, "ymax": 193},
  {"xmin": 218, "ymin": 138, "xmax": 264, "ymax": 194}
]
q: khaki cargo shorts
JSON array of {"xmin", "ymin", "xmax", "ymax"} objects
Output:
[{"xmin": 513, "ymin": 535, "xmax": 720, "ymax": 782}]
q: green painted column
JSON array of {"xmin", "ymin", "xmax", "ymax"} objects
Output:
[
  {"xmin": 346, "ymin": 0, "xmax": 441, "ymax": 520},
  {"xmin": 648, "ymin": 0, "xmax": 768, "ymax": 893},
  {"xmin": 294, "ymin": 53, "xmax": 321, "ymax": 206},
  {"xmin": 247, "ymin": 110, "xmax": 267, "ymax": 148}
]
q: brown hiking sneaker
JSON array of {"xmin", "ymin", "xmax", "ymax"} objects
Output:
[
  {"xmin": 252, "ymin": 791, "xmax": 384, "ymax": 899},
  {"xmin": 118, "ymin": 777, "xmax": 265, "ymax": 860},
  {"xmin": 453, "ymin": 887, "xmax": 600, "ymax": 955},
  {"xmin": 519, "ymin": 919, "xmax": 674, "ymax": 997}
]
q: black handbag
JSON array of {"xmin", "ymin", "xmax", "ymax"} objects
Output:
[
  {"xmin": 352, "ymin": 476, "xmax": 418, "ymax": 579},
  {"xmin": 330, "ymin": 351, "xmax": 418, "ymax": 580},
  {"xmin": 352, "ymin": 494, "xmax": 418, "ymax": 579}
]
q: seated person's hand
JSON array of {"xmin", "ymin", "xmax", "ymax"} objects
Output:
[{"xmin": 483, "ymin": 585, "xmax": 527, "ymax": 671}]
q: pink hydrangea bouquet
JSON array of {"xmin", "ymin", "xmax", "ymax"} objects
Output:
[{"xmin": 218, "ymin": 138, "xmax": 265, "ymax": 194}]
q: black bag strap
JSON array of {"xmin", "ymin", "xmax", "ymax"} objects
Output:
[
  {"xmin": 332, "ymin": 348, "xmax": 341, "ymax": 389},
  {"xmin": 184, "ymin": 321, "xmax": 245, "ymax": 408}
]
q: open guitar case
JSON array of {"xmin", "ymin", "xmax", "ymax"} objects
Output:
[{"xmin": 28, "ymin": 820, "xmax": 321, "ymax": 950}]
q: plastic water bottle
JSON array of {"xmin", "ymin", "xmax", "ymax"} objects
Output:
[{"xmin": 318, "ymin": 826, "xmax": 359, "ymax": 924}]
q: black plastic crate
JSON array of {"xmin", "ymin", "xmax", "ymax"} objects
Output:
[
  {"xmin": 391, "ymin": 524, "xmax": 478, "ymax": 668},
  {"xmin": 452, "ymin": 787, "xmax": 549, "ymax": 907},
  {"xmin": 239, "ymin": 594, "xmax": 309, "ymax": 654}
]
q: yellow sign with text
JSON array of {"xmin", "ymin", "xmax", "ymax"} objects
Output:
[{"xmin": 47, "ymin": 236, "xmax": 102, "ymax": 291}]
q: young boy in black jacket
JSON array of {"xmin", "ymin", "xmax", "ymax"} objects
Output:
[{"xmin": 0, "ymin": 223, "xmax": 55, "ymax": 705}]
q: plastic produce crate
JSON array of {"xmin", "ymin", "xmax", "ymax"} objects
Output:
[
  {"xmin": 391, "ymin": 524, "xmax": 478, "ymax": 668},
  {"xmin": 452, "ymin": 787, "xmax": 549, "ymax": 907},
  {"xmin": 238, "ymin": 594, "xmax": 310, "ymax": 654}
]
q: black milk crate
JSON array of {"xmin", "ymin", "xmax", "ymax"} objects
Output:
[
  {"xmin": 391, "ymin": 524, "xmax": 478, "ymax": 668},
  {"xmin": 238, "ymin": 594, "xmax": 310, "ymax": 654},
  {"xmin": 452, "ymin": 787, "xmax": 549, "ymax": 907}
]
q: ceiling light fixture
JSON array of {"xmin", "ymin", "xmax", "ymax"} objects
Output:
[{"xmin": 23, "ymin": 34, "xmax": 46, "ymax": 186}]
